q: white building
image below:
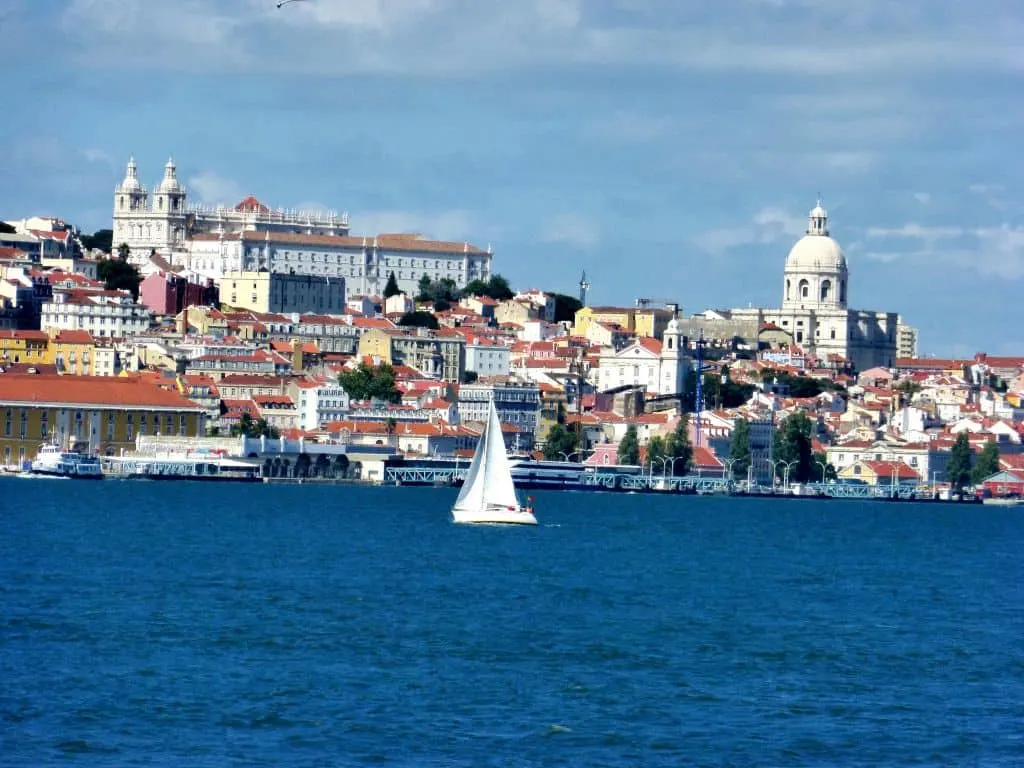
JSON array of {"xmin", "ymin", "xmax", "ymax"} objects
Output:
[
  {"xmin": 185, "ymin": 230, "xmax": 492, "ymax": 300},
  {"xmin": 593, "ymin": 318, "xmax": 690, "ymax": 395},
  {"xmin": 730, "ymin": 201, "xmax": 898, "ymax": 372},
  {"xmin": 112, "ymin": 157, "xmax": 349, "ymax": 262},
  {"xmin": 465, "ymin": 337, "xmax": 511, "ymax": 378},
  {"xmin": 896, "ymin": 318, "xmax": 919, "ymax": 359},
  {"xmin": 41, "ymin": 290, "xmax": 151, "ymax": 338},
  {"xmin": 294, "ymin": 379, "xmax": 351, "ymax": 431}
]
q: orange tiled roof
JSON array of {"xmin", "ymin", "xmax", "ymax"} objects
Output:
[{"xmin": 0, "ymin": 374, "xmax": 203, "ymax": 409}]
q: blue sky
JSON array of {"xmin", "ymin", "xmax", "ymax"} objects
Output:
[{"xmin": 2, "ymin": 0, "xmax": 1022, "ymax": 356}]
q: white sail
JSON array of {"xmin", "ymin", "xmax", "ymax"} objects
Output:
[
  {"xmin": 480, "ymin": 399, "xmax": 519, "ymax": 509},
  {"xmin": 452, "ymin": 399, "xmax": 536, "ymax": 525}
]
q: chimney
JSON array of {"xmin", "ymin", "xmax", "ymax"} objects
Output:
[{"xmin": 291, "ymin": 339, "xmax": 304, "ymax": 371}]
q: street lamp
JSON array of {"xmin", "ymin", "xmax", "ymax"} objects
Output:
[
  {"xmin": 655, "ymin": 456, "xmax": 670, "ymax": 481},
  {"xmin": 723, "ymin": 457, "xmax": 738, "ymax": 485},
  {"xmin": 814, "ymin": 458, "xmax": 829, "ymax": 484},
  {"xmin": 557, "ymin": 450, "xmax": 584, "ymax": 463}
]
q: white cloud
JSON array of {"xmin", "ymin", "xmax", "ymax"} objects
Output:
[
  {"xmin": 187, "ymin": 172, "xmax": 248, "ymax": 207},
  {"xmin": 538, "ymin": 213, "xmax": 600, "ymax": 249},
  {"xmin": 55, "ymin": 0, "xmax": 1024, "ymax": 78},
  {"xmin": 693, "ymin": 205, "xmax": 806, "ymax": 254},
  {"xmin": 351, "ymin": 208, "xmax": 487, "ymax": 244},
  {"xmin": 865, "ymin": 221, "xmax": 1024, "ymax": 280}
]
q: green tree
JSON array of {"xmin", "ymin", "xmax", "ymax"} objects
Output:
[
  {"xmin": 383, "ymin": 271, "xmax": 401, "ymax": 298},
  {"xmin": 461, "ymin": 370, "xmax": 478, "ymax": 384},
  {"xmin": 0, "ymin": 222, "xmax": 15, "ymax": 234},
  {"xmin": 398, "ymin": 310, "xmax": 439, "ymax": 330},
  {"xmin": 666, "ymin": 413, "xmax": 693, "ymax": 475},
  {"xmin": 946, "ymin": 432, "xmax": 973, "ymax": 490},
  {"xmin": 728, "ymin": 418, "xmax": 751, "ymax": 478},
  {"xmin": 416, "ymin": 273, "xmax": 432, "ymax": 301},
  {"xmin": 230, "ymin": 412, "xmax": 280, "ymax": 439},
  {"xmin": 543, "ymin": 423, "xmax": 579, "ymax": 461},
  {"xmin": 97, "ymin": 257, "xmax": 142, "ymax": 300},
  {"xmin": 463, "ymin": 279, "xmax": 489, "ymax": 297},
  {"xmin": 337, "ymin": 362, "xmax": 402, "ymax": 403},
  {"xmin": 116, "ymin": 242, "xmax": 130, "ymax": 262},
  {"xmin": 773, "ymin": 411, "xmax": 814, "ymax": 483},
  {"xmin": 485, "ymin": 274, "xmax": 514, "ymax": 301},
  {"xmin": 618, "ymin": 425, "xmax": 640, "ymax": 466},
  {"xmin": 812, "ymin": 451, "xmax": 837, "ymax": 481},
  {"xmin": 970, "ymin": 439, "xmax": 1000, "ymax": 484},
  {"xmin": 646, "ymin": 435, "xmax": 667, "ymax": 470},
  {"xmin": 550, "ymin": 293, "xmax": 583, "ymax": 323},
  {"xmin": 80, "ymin": 228, "xmax": 113, "ymax": 253}
]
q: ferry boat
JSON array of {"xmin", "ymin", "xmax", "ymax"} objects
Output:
[{"xmin": 27, "ymin": 442, "xmax": 104, "ymax": 480}]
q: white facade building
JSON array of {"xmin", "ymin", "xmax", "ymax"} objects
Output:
[
  {"xmin": 41, "ymin": 291, "xmax": 151, "ymax": 338},
  {"xmin": 185, "ymin": 230, "xmax": 492, "ymax": 300},
  {"xmin": 593, "ymin": 319, "xmax": 691, "ymax": 395},
  {"xmin": 112, "ymin": 157, "xmax": 349, "ymax": 262},
  {"xmin": 294, "ymin": 380, "xmax": 351, "ymax": 431},
  {"xmin": 730, "ymin": 200, "xmax": 899, "ymax": 372},
  {"xmin": 465, "ymin": 337, "xmax": 511, "ymax": 378}
]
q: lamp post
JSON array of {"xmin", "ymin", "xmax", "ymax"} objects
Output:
[
  {"xmin": 815, "ymin": 459, "xmax": 829, "ymax": 484},
  {"xmin": 655, "ymin": 456, "xmax": 670, "ymax": 482},
  {"xmin": 724, "ymin": 457, "xmax": 738, "ymax": 486},
  {"xmin": 772, "ymin": 458, "xmax": 787, "ymax": 490},
  {"xmin": 557, "ymin": 450, "xmax": 584, "ymax": 463}
]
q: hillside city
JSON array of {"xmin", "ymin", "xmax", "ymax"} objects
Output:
[{"xmin": 1, "ymin": 158, "xmax": 1022, "ymax": 497}]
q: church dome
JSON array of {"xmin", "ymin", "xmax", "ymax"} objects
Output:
[
  {"xmin": 784, "ymin": 200, "xmax": 847, "ymax": 273},
  {"xmin": 117, "ymin": 157, "xmax": 142, "ymax": 193},
  {"xmin": 785, "ymin": 234, "xmax": 847, "ymax": 273},
  {"xmin": 157, "ymin": 157, "xmax": 182, "ymax": 193}
]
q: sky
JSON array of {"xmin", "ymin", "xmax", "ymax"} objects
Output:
[{"xmin": 2, "ymin": 0, "xmax": 1022, "ymax": 357}]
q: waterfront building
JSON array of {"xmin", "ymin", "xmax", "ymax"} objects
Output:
[
  {"xmin": 458, "ymin": 377, "xmax": 541, "ymax": 450},
  {"xmin": 112, "ymin": 158, "xmax": 348, "ymax": 261},
  {"xmin": 186, "ymin": 231, "xmax": 492, "ymax": 300},
  {"xmin": 358, "ymin": 327, "xmax": 466, "ymax": 382},
  {"xmin": 292, "ymin": 377, "xmax": 351, "ymax": 431},
  {"xmin": 0, "ymin": 374, "xmax": 204, "ymax": 464},
  {"xmin": 220, "ymin": 271, "xmax": 346, "ymax": 315}
]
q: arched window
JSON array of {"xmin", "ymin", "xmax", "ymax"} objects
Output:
[
  {"xmin": 785, "ymin": 279, "xmax": 791, "ymax": 300},
  {"xmin": 820, "ymin": 279, "xmax": 832, "ymax": 301},
  {"xmin": 799, "ymin": 279, "xmax": 809, "ymax": 298}
]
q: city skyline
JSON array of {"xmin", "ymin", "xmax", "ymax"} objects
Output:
[{"xmin": 2, "ymin": 0, "xmax": 1022, "ymax": 357}]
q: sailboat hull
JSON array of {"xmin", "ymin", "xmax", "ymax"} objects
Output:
[{"xmin": 452, "ymin": 506, "xmax": 538, "ymax": 526}]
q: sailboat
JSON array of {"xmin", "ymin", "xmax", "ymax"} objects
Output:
[{"xmin": 452, "ymin": 399, "xmax": 538, "ymax": 526}]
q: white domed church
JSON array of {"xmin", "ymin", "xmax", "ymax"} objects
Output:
[{"xmin": 735, "ymin": 200, "xmax": 898, "ymax": 372}]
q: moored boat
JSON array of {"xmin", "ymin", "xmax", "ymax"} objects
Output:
[{"xmin": 28, "ymin": 442, "xmax": 103, "ymax": 480}]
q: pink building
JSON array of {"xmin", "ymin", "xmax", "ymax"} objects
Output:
[{"xmin": 140, "ymin": 269, "xmax": 218, "ymax": 316}]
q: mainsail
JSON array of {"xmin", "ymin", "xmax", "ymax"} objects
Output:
[{"xmin": 454, "ymin": 399, "xmax": 519, "ymax": 511}]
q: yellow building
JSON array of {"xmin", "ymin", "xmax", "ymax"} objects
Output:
[
  {"xmin": 358, "ymin": 327, "xmax": 465, "ymax": 381},
  {"xmin": 0, "ymin": 374, "xmax": 205, "ymax": 466},
  {"xmin": 572, "ymin": 306, "xmax": 672, "ymax": 340},
  {"xmin": 48, "ymin": 329, "xmax": 99, "ymax": 375},
  {"xmin": 220, "ymin": 271, "xmax": 346, "ymax": 315},
  {"xmin": 0, "ymin": 330, "xmax": 51, "ymax": 366}
]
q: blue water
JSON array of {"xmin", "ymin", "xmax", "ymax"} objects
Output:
[{"xmin": 2, "ymin": 480, "xmax": 1022, "ymax": 766}]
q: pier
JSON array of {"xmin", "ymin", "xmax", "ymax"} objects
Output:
[{"xmin": 383, "ymin": 465, "xmax": 934, "ymax": 500}]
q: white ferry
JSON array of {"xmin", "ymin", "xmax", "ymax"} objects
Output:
[{"xmin": 27, "ymin": 443, "xmax": 104, "ymax": 480}]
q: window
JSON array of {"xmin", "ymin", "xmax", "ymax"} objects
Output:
[
  {"xmin": 799, "ymin": 279, "xmax": 809, "ymax": 298},
  {"xmin": 820, "ymin": 279, "xmax": 832, "ymax": 302}
]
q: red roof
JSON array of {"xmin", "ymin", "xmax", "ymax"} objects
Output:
[
  {"xmin": 0, "ymin": 374, "xmax": 202, "ymax": 409},
  {"xmin": 234, "ymin": 196, "xmax": 270, "ymax": 213}
]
